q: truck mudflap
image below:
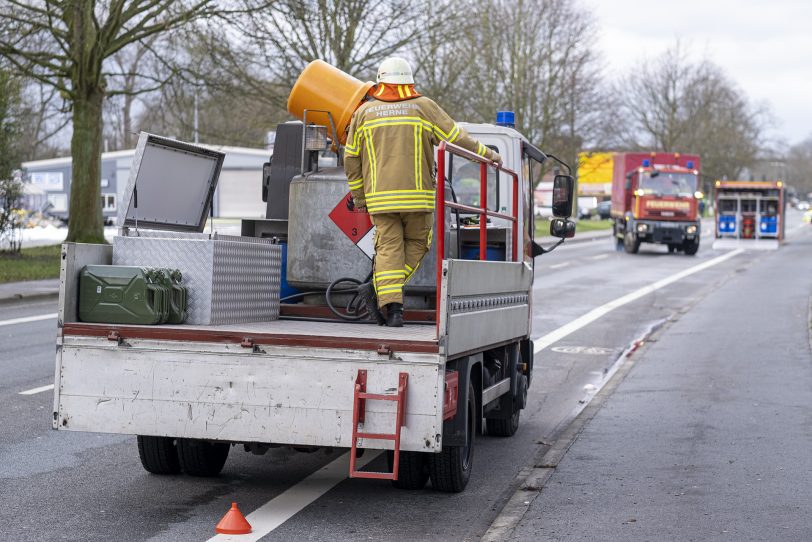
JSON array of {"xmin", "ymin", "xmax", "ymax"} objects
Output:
[{"xmin": 55, "ymin": 336, "xmax": 445, "ymax": 453}]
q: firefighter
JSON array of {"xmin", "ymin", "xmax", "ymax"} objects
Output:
[{"xmin": 345, "ymin": 56, "xmax": 502, "ymax": 327}]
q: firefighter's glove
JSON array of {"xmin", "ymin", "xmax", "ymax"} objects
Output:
[{"xmin": 492, "ymin": 152, "xmax": 503, "ymax": 167}]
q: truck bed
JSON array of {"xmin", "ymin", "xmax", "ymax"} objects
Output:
[{"xmin": 62, "ymin": 318, "xmax": 439, "ymax": 354}]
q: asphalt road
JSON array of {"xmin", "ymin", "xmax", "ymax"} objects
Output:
[
  {"xmin": 513, "ymin": 214, "xmax": 812, "ymax": 541},
  {"xmin": 0, "ymin": 212, "xmax": 808, "ymax": 541}
]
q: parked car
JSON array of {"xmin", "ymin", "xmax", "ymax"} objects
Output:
[
  {"xmin": 595, "ymin": 200, "xmax": 612, "ymax": 219},
  {"xmin": 797, "ymin": 201, "xmax": 810, "ymax": 211}
]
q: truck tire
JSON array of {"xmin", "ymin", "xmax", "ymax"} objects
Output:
[
  {"xmin": 429, "ymin": 382, "xmax": 475, "ymax": 492},
  {"xmin": 683, "ymin": 239, "xmax": 699, "ymax": 255},
  {"xmin": 486, "ymin": 409, "xmax": 520, "ymax": 437},
  {"xmin": 624, "ymin": 231, "xmax": 640, "ymax": 254},
  {"xmin": 486, "ymin": 373, "xmax": 525, "ymax": 437},
  {"xmin": 137, "ymin": 435, "xmax": 181, "ymax": 475},
  {"xmin": 612, "ymin": 223, "xmax": 624, "ymax": 251},
  {"xmin": 387, "ymin": 450, "xmax": 430, "ymax": 490},
  {"xmin": 177, "ymin": 438, "xmax": 230, "ymax": 477}
]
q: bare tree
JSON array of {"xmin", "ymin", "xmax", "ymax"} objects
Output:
[
  {"xmin": 0, "ymin": 1, "xmax": 221, "ymax": 243},
  {"xmin": 612, "ymin": 44, "xmax": 767, "ymax": 188},
  {"xmin": 18, "ymin": 80, "xmax": 70, "ymax": 160},
  {"xmin": 436, "ymin": 0, "xmax": 608, "ymax": 176},
  {"xmin": 785, "ymin": 136, "xmax": 812, "ymax": 197}
]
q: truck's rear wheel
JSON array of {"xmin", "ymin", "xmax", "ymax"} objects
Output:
[
  {"xmin": 177, "ymin": 438, "xmax": 230, "ymax": 477},
  {"xmin": 683, "ymin": 238, "xmax": 699, "ymax": 255},
  {"xmin": 624, "ymin": 231, "xmax": 640, "ymax": 254},
  {"xmin": 137, "ymin": 435, "xmax": 181, "ymax": 475},
  {"xmin": 387, "ymin": 450, "xmax": 430, "ymax": 490},
  {"xmin": 486, "ymin": 410, "xmax": 520, "ymax": 437},
  {"xmin": 429, "ymin": 382, "xmax": 475, "ymax": 492}
]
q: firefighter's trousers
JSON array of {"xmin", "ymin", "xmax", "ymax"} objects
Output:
[{"xmin": 370, "ymin": 212, "xmax": 433, "ymax": 308}]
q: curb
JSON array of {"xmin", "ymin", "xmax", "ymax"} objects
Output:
[
  {"xmin": 0, "ymin": 291, "xmax": 60, "ymax": 306},
  {"xmin": 481, "ymin": 337, "xmax": 643, "ymax": 542}
]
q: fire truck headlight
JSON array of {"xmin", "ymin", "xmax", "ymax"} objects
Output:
[
  {"xmin": 694, "ymin": 191, "xmax": 704, "ymax": 199},
  {"xmin": 634, "ymin": 189, "xmax": 645, "ymax": 197},
  {"xmin": 636, "ymin": 223, "xmax": 649, "ymax": 233},
  {"xmin": 686, "ymin": 225, "xmax": 698, "ymax": 235}
]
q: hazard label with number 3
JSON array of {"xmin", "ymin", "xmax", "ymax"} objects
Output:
[{"xmin": 329, "ymin": 192, "xmax": 373, "ymax": 245}]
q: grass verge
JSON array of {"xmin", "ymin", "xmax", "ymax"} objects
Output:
[
  {"xmin": 0, "ymin": 244, "xmax": 62, "ymax": 283},
  {"xmin": 575, "ymin": 219, "xmax": 613, "ymax": 232},
  {"xmin": 535, "ymin": 218, "xmax": 613, "ymax": 237}
]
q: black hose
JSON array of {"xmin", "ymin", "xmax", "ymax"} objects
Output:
[{"xmin": 325, "ymin": 277, "xmax": 368, "ymax": 321}]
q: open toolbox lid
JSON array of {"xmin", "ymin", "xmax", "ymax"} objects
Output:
[{"xmin": 117, "ymin": 132, "xmax": 226, "ymax": 232}]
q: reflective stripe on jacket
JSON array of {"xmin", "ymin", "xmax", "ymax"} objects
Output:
[{"xmin": 344, "ymin": 95, "xmax": 498, "ymax": 214}]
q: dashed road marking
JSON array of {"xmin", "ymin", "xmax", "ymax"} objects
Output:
[
  {"xmin": 0, "ymin": 313, "xmax": 57, "ymax": 327},
  {"xmin": 549, "ymin": 262, "xmax": 570, "ymax": 269},
  {"xmin": 19, "ymin": 384, "xmax": 54, "ymax": 395},
  {"xmin": 590, "ymin": 254, "xmax": 608, "ymax": 260}
]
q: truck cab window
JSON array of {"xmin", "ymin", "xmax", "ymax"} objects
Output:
[{"xmin": 450, "ymin": 145, "xmax": 500, "ymax": 212}]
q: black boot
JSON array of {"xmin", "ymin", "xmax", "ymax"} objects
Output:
[
  {"xmin": 385, "ymin": 303, "xmax": 404, "ymax": 327},
  {"xmin": 358, "ymin": 282, "xmax": 386, "ymax": 325}
]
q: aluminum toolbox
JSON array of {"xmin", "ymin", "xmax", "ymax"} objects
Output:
[{"xmin": 113, "ymin": 132, "xmax": 281, "ymax": 325}]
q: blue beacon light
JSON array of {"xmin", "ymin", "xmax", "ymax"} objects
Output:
[
  {"xmin": 496, "ymin": 111, "xmax": 515, "ymax": 128},
  {"xmin": 686, "ymin": 161, "xmax": 694, "ymax": 169},
  {"xmin": 642, "ymin": 159, "xmax": 651, "ymax": 167}
]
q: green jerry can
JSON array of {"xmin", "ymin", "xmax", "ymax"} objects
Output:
[
  {"xmin": 79, "ymin": 265, "xmax": 167, "ymax": 325},
  {"xmin": 149, "ymin": 268, "xmax": 188, "ymax": 324}
]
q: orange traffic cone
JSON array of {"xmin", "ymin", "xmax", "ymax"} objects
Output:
[{"xmin": 215, "ymin": 502, "xmax": 252, "ymax": 535}]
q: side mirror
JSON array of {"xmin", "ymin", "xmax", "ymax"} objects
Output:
[
  {"xmin": 552, "ymin": 174, "xmax": 574, "ymax": 218},
  {"xmin": 550, "ymin": 218, "xmax": 576, "ymax": 239}
]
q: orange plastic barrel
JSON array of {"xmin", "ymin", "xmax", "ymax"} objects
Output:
[{"xmin": 287, "ymin": 60, "xmax": 374, "ymax": 145}]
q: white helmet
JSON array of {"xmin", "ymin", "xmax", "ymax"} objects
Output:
[{"xmin": 377, "ymin": 57, "xmax": 414, "ymax": 84}]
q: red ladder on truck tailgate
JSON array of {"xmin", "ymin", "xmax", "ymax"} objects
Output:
[{"xmin": 349, "ymin": 369, "xmax": 408, "ymax": 480}]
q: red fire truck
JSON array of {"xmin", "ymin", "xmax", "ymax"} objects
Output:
[{"xmin": 610, "ymin": 152, "xmax": 702, "ymax": 255}]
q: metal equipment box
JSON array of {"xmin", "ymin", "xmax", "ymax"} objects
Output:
[{"xmin": 112, "ymin": 132, "xmax": 281, "ymax": 325}]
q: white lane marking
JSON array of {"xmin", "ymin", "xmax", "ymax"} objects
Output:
[
  {"xmin": 0, "ymin": 313, "xmax": 57, "ymax": 328},
  {"xmin": 549, "ymin": 262, "xmax": 570, "ymax": 269},
  {"xmin": 19, "ymin": 384, "xmax": 54, "ymax": 395},
  {"xmin": 590, "ymin": 254, "xmax": 608, "ymax": 260},
  {"xmin": 208, "ymin": 450, "xmax": 382, "ymax": 541},
  {"xmin": 534, "ymin": 249, "xmax": 744, "ymax": 354}
]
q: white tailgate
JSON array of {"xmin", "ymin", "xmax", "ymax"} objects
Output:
[{"xmin": 56, "ymin": 337, "xmax": 444, "ymax": 452}]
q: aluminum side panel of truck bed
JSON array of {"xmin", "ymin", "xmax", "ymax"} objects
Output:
[{"xmin": 55, "ymin": 336, "xmax": 444, "ymax": 452}]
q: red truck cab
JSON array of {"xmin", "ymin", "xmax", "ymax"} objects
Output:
[{"xmin": 611, "ymin": 152, "xmax": 702, "ymax": 255}]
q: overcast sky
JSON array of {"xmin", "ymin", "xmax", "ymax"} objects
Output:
[{"xmin": 590, "ymin": 0, "xmax": 812, "ymax": 146}]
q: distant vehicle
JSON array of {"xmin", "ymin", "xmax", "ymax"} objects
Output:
[
  {"xmin": 714, "ymin": 180, "xmax": 786, "ymax": 250},
  {"xmin": 611, "ymin": 152, "xmax": 702, "ymax": 255},
  {"xmin": 595, "ymin": 201, "xmax": 612, "ymax": 219},
  {"xmin": 797, "ymin": 201, "xmax": 810, "ymax": 211},
  {"xmin": 577, "ymin": 196, "xmax": 597, "ymax": 220},
  {"xmin": 803, "ymin": 209, "xmax": 812, "ymax": 224}
]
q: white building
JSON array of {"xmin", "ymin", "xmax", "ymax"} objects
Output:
[{"xmin": 21, "ymin": 144, "xmax": 271, "ymax": 222}]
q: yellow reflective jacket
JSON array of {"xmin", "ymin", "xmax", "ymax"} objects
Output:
[{"xmin": 344, "ymin": 94, "xmax": 499, "ymax": 214}]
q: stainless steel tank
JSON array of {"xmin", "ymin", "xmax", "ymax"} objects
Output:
[{"xmin": 286, "ymin": 167, "xmax": 439, "ymax": 305}]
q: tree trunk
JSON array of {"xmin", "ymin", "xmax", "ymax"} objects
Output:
[{"xmin": 66, "ymin": 89, "xmax": 105, "ymax": 243}]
